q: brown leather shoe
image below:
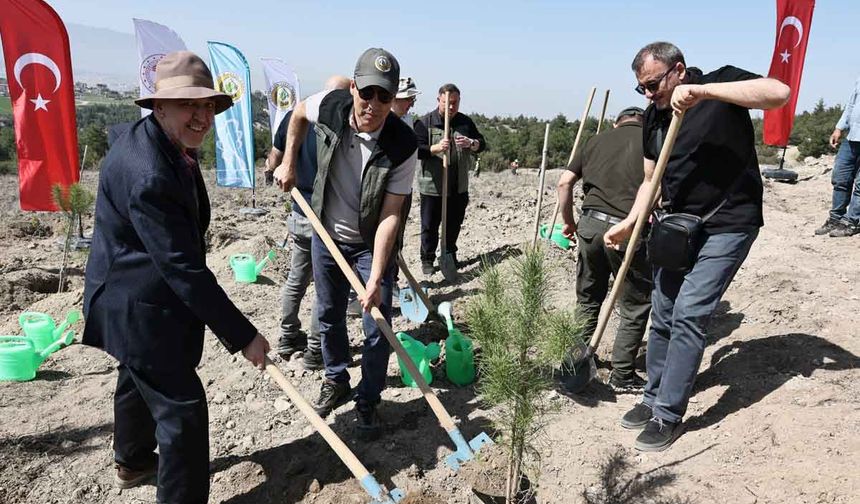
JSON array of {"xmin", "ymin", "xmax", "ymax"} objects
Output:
[{"xmin": 114, "ymin": 462, "xmax": 157, "ymax": 489}]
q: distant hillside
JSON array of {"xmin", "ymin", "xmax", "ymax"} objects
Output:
[{"xmin": 0, "ymin": 22, "xmax": 137, "ymax": 90}]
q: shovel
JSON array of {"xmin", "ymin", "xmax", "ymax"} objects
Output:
[
  {"xmin": 291, "ymin": 188, "xmax": 492, "ymax": 471},
  {"xmin": 264, "ymin": 358, "xmax": 404, "ymax": 503},
  {"xmin": 562, "ymin": 111, "xmax": 685, "ymax": 394},
  {"xmin": 530, "ymin": 123, "xmax": 552, "ymax": 247},
  {"xmin": 439, "ymin": 91, "xmax": 458, "ymax": 282},
  {"xmin": 396, "ymin": 253, "xmax": 435, "ymax": 324},
  {"xmin": 547, "ymin": 87, "xmax": 596, "ymax": 238}
]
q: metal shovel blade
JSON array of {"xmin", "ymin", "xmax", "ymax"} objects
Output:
[
  {"xmin": 399, "ymin": 285, "xmax": 429, "ymax": 323},
  {"xmin": 439, "ymin": 252, "xmax": 458, "ymax": 282},
  {"xmin": 560, "ymin": 343, "xmax": 597, "ymax": 394}
]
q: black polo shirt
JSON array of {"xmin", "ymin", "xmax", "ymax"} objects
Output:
[
  {"xmin": 568, "ymin": 121, "xmax": 644, "ymax": 219},
  {"xmin": 643, "ymin": 65, "xmax": 763, "ymax": 233}
]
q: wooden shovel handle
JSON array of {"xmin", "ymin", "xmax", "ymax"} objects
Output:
[
  {"xmin": 588, "ymin": 111, "xmax": 685, "ymax": 350},
  {"xmin": 290, "ymin": 188, "xmax": 458, "ymax": 432},
  {"xmin": 595, "ymin": 89, "xmax": 611, "ymax": 135},
  {"xmin": 548, "ymin": 87, "xmax": 597, "ymax": 236},
  {"xmin": 395, "ymin": 253, "xmax": 435, "ymax": 312},
  {"xmin": 264, "ymin": 357, "xmax": 371, "ymax": 480},
  {"xmin": 441, "ymin": 91, "xmax": 451, "ymax": 257},
  {"xmin": 531, "ymin": 123, "xmax": 551, "ymax": 247}
]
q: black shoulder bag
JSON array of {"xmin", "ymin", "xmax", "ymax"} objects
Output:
[{"xmin": 645, "ymin": 125, "xmax": 744, "ymax": 273}]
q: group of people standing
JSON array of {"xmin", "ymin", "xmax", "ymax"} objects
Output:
[{"xmin": 79, "ymin": 39, "xmax": 796, "ymax": 502}]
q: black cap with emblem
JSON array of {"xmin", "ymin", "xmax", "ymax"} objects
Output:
[{"xmin": 354, "ymin": 47, "xmax": 400, "ymax": 94}]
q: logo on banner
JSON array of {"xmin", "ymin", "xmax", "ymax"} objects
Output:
[
  {"xmin": 215, "ymin": 71, "xmax": 244, "ymax": 102},
  {"xmin": 140, "ymin": 54, "xmax": 164, "ymax": 94},
  {"xmin": 268, "ymin": 81, "xmax": 296, "ymax": 111}
]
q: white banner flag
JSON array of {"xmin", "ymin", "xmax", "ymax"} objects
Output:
[
  {"xmin": 133, "ymin": 18, "xmax": 186, "ymax": 117},
  {"xmin": 260, "ymin": 57, "xmax": 301, "ymax": 142}
]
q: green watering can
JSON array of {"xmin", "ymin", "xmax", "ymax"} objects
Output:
[
  {"xmin": 229, "ymin": 250, "xmax": 276, "ymax": 283},
  {"xmin": 395, "ymin": 332, "xmax": 441, "ymax": 388},
  {"xmin": 437, "ymin": 302, "xmax": 476, "ymax": 386},
  {"xmin": 539, "ymin": 223, "xmax": 572, "ymax": 250},
  {"xmin": 19, "ymin": 311, "xmax": 80, "ymax": 353},
  {"xmin": 0, "ymin": 329, "xmax": 75, "ymax": 382}
]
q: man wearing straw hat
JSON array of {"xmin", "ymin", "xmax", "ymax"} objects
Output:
[
  {"xmin": 82, "ymin": 51, "xmax": 270, "ymax": 502},
  {"xmin": 605, "ymin": 41, "xmax": 789, "ymax": 451},
  {"xmin": 557, "ymin": 106, "xmax": 652, "ymax": 393},
  {"xmin": 274, "ymin": 48, "xmax": 417, "ymax": 440},
  {"xmin": 414, "ymin": 83, "xmax": 486, "ymax": 275}
]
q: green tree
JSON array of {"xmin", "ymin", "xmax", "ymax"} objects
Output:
[
  {"xmin": 52, "ymin": 183, "xmax": 95, "ymax": 293},
  {"xmin": 79, "ymin": 124, "xmax": 108, "ymax": 164}
]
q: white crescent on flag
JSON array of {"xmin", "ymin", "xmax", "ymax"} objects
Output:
[
  {"xmin": 13, "ymin": 52, "xmax": 62, "ymax": 92},
  {"xmin": 778, "ymin": 16, "xmax": 804, "ymax": 47}
]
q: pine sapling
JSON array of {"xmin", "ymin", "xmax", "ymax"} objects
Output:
[
  {"xmin": 466, "ymin": 247, "xmax": 585, "ymax": 503},
  {"xmin": 52, "ymin": 183, "xmax": 95, "ymax": 293}
]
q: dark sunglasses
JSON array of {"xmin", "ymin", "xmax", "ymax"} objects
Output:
[
  {"xmin": 635, "ymin": 66, "xmax": 675, "ymax": 95},
  {"xmin": 358, "ymin": 86, "xmax": 394, "ymax": 104}
]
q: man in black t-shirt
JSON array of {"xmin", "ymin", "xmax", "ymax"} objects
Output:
[
  {"xmin": 557, "ymin": 107, "xmax": 652, "ymax": 392},
  {"xmin": 605, "ymin": 41, "xmax": 789, "ymax": 452}
]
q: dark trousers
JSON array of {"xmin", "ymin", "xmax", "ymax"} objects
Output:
[
  {"xmin": 420, "ymin": 192, "xmax": 469, "ymax": 262},
  {"xmin": 114, "ymin": 364, "xmax": 209, "ymax": 504},
  {"xmin": 311, "ymin": 233, "xmax": 395, "ymax": 403},
  {"xmin": 644, "ymin": 230, "xmax": 758, "ymax": 423},
  {"xmin": 575, "ymin": 213, "xmax": 652, "ymax": 378}
]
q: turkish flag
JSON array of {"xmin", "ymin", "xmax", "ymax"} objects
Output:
[
  {"xmin": 0, "ymin": 0, "xmax": 79, "ymax": 210},
  {"xmin": 763, "ymin": 0, "xmax": 815, "ymax": 146}
]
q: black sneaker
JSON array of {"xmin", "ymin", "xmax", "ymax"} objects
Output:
[
  {"xmin": 302, "ymin": 349, "xmax": 324, "ymax": 371},
  {"xmin": 355, "ymin": 399, "xmax": 382, "ymax": 441},
  {"xmin": 829, "ymin": 221, "xmax": 859, "ymax": 238},
  {"xmin": 635, "ymin": 417, "xmax": 683, "ymax": 452},
  {"xmin": 620, "ymin": 402, "xmax": 653, "ymax": 429},
  {"xmin": 815, "ymin": 218, "xmax": 840, "ymax": 235},
  {"xmin": 608, "ymin": 371, "xmax": 647, "ymax": 393},
  {"xmin": 277, "ymin": 333, "xmax": 308, "ymax": 359},
  {"xmin": 313, "ymin": 380, "xmax": 353, "ymax": 418},
  {"xmin": 421, "ymin": 260, "xmax": 434, "ymax": 276}
]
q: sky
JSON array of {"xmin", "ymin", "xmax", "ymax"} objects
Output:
[{"xmin": 34, "ymin": 1, "xmax": 860, "ymax": 120}]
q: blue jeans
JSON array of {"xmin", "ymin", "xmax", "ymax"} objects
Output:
[
  {"xmin": 643, "ymin": 229, "xmax": 758, "ymax": 423},
  {"xmin": 312, "ymin": 234, "xmax": 396, "ymax": 403},
  {"xmin": 279, "ymin": 212, "xmax": 320, "ymax": 351},
  {"xmin": 829, "ymin": 140, "xmax": 860, "ymax": 224}
]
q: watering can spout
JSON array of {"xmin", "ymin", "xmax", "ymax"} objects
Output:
[
  {"xmin": 255, "ymin": 250, "xmax": 276, "ymax": 275},
  {"xmin": 37, "ymin": 330, "xmax": 75, "ymax": 365},
  {"xmin": 51, "ymin": 311, "xmax": 80, "ymax": 339}
]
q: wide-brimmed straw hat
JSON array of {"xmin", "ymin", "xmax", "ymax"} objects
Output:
[{"xmin": 135, "ymin": 51, "xmax": 233, "ymax": 114}]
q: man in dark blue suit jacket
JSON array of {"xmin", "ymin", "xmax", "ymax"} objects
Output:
[{"xmin": 82, "ymin": 51, "xmax": 269, "ymax": 503}]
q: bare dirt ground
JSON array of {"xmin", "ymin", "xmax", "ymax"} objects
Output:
[{"xmin": 0, "ymin": 156, "xmax": 857, "ymax": 504}]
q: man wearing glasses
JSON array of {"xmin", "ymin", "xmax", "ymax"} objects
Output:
[
  {"xmin": 605, "ymin": 41, "xmax": 790, "ymax": 451},
  {"xmin": 274, "ymin": 48, "xmax": 417, "ymax": 440}
]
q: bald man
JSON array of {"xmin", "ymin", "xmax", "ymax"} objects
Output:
[{"xmin": 269, "ymin": 75, "xmax": 350, "ymax": 369}]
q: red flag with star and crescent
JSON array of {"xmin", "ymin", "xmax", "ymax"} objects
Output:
[
  {"xmin": 0, "ymin": 0, "xmax": 79, "ymax": 210},
  {"xmin": 763, "ymin": 0, "xmax": 815, "ymax": 146}
]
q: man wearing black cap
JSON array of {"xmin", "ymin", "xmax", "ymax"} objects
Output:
[
  {"xmin": 274, "ymin": 48, "xmax": 417, "ymax": 439},
  {"xmin": 557, "ymin": 107, "xmax": 652, "ymax": 392}
]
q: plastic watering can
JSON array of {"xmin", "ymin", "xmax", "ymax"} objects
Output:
[
  {"xmin": 395, "ymin": 332, "xmax": 441, "ymax": 388},
  {"xmin": 436, "ymin": 302, "xmax": 476, "ymax": 386},
  {"xmin": 19, "ymin": 311, "xmax": 80, "ymax": 353},
  {"xmin": 0, "ymin": 329, "xmax": 75, "ymax": 382},
  {"xmin": 229, "ymin": 250, "xmax": 276, "ymax": 283},
  {"xmin": 539, "ymin": 223, "xmax": 571, "ymax": 250}
]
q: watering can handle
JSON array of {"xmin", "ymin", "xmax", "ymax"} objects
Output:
[{"xmin": 229, "ymin": 256, "xmax": 238, "ymax": 268}]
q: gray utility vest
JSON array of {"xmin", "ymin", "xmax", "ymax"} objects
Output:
[
  {"xmin": 311, "ymin": 89, "xmax": 417, "ymax": 250},
  {"xmin": 417, "ymin": 110, "xmax": 475, "ymax": 196}
]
